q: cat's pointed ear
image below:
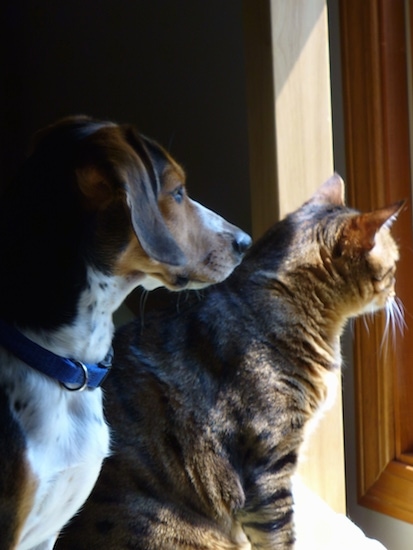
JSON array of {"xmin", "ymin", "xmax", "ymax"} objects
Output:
[
  {"xmin": 344, "ymin": 200, "xmax": 405, "ymax": 252},
  {"xmin": 310, "ymin": 173, "xmax": 345, "ymax": 206}
]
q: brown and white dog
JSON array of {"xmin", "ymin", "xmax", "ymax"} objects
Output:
[{"xmin": 0, "ymin": 116, "xmax": 251, "ymax": 550}]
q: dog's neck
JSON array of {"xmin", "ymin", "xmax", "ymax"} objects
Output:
[{"xmin": 21, "ymin": 267, "xmax": 141, "ymax": 365}]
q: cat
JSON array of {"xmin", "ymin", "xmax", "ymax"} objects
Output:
[{"xmin": 56, "ymin": 175, "xmax": 403, "ymax": 550}]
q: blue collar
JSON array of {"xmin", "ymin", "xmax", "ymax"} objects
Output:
[{"xmin": 0, "ymin": 319, "xmax": 112, "ymax": 390}]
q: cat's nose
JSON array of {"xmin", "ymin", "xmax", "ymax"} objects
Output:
[{"xmin": 232, "ymin": 231, "xmax": 252, "ymax": 256}]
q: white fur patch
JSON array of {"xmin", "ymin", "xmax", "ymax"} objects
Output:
[
  {"xmin": 25, "ymin": 268, "xmax": 140, "ymax": 364},
  {"xmin": 14, "ymin": 376, "xmax": 109, "ymax": 550},
  {"xmin": 192, "ymin": 200, "xmax": 231, "ymax": 232},
  {"xmin": 4, "ymin": 266, "xmax": 143, "ymax": 549}
]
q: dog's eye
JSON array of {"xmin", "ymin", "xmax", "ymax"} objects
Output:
[{"xmin": 172, "ymin": 186, "xmax": 185, "ymax": 204}]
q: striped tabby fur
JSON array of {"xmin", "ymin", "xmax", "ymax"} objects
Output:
[{"xmin": 57, "ymin": 175, "xmax": 403, "ymax": 549}]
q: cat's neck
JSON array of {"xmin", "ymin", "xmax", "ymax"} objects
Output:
[{"xmin": 241, "ymin": 273, "xmax": 346, "ymax": 371}]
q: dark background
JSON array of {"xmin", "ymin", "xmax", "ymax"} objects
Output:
[{"xmin": 1, "ymin": 0, "xmax": 251, "ymax": 233}]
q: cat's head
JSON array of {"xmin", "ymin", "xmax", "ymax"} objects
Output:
[{"xmin": 248, "ymin": 174, "xmax": 404, "ymax": 328}]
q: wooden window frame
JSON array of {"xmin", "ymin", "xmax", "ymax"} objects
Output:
[{"xmin": 340, "ymin": 0, "xmax": 413, "ymax": 522}]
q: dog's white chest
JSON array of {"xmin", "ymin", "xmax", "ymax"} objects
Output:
[{"xmin": 10, "ymin": 369, "xmax": 110, "ymax": 550}]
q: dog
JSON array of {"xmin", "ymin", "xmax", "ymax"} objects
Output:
[{"xmin": 0, "ymin": 115, "xmax": 251, "ymax": 550}]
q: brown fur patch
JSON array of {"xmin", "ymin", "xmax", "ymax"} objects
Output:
[
  {"xmin": 0, "ymin": 384, "xmax": 37, "ymax": 548},
  {"xmin": 14, "ymin": 459, "xmax": 38, "ymax": 547}
]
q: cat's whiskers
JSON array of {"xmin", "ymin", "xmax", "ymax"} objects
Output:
[
  {"xmin": 361, "ymin": 314, "xmax": 372, "ymax": 335},
  {"xmin": 382, "ymin": 295, "xmax": 406, "ymax": 349},
  {"xmin": 345, "ymin": 296, "xmax": 403, "ymax": 354},
  {"xmin": 376, "ymin": 295, "xmax": 405, "ymax": 354}
]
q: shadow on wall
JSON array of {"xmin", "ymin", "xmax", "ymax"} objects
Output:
[{"xmin": 1, "ymin": 0, "xmax": 251, "ymax": 234}]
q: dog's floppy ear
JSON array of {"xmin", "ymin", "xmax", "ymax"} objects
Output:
[
  {"xmin": 119, "ymin": 125, "xmax": 187, "ymax": 267},
  {"xmin": 73, "ymin": 122, "xmax": 186, "ymax": 267},
  {"xmin": 125, "ymin": 165, "xmax": 187, "ymax": 266}
]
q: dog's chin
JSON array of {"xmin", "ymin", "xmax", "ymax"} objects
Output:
[
  {"xmin": 139, "ymin": 274, "xmax": 213, "ymax": 292},
  {"xmin": 139, "ymin": 275, "xmax": 167, "ymax": 291}
]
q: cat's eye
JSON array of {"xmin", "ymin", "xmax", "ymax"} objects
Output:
[{"xmin": 372, "ymin": 266, "xmax": 394, "ymax": 282}]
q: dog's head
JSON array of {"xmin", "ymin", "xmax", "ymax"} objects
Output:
[{"xmin": 14, "ymin": 116, "xmax": 251, "ymax": 292}]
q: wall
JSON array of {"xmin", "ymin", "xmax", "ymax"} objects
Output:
[{"xmin": 1, "ymin": 0, "xmax": 251, "ymax": 234}]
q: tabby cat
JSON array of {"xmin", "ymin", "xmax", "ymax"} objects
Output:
[{"xmin": 57, "ymin": 175, "xmax": 403, "ymax": 549}]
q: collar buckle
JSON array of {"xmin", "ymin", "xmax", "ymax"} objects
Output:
[{"xmin": 61, "ymin": 361, "xmax": 88, "ymax": 392}]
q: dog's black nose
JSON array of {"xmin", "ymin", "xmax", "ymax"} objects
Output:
[{"xmin": 232, "ymin": 231, "xmax": 252, "ymax": 255}]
